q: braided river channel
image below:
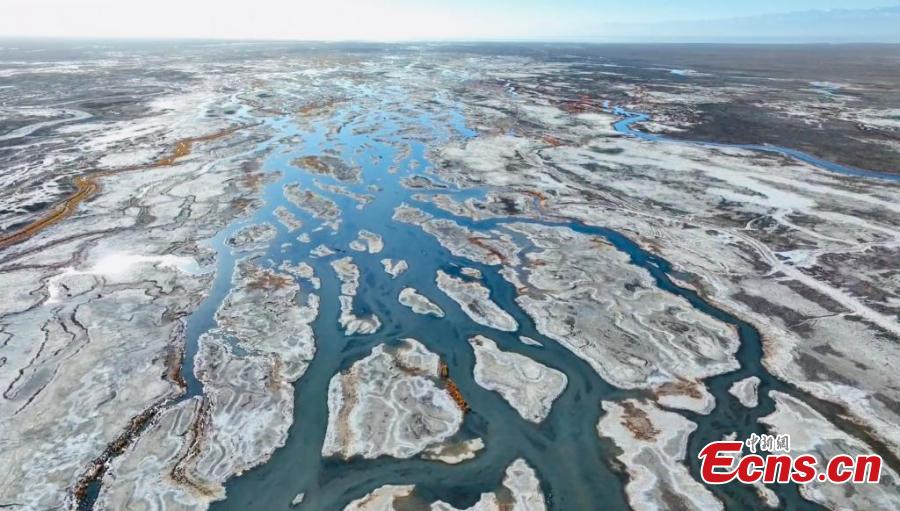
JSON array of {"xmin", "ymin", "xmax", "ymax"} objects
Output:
[{"xmin": 152, "ymin": 87, "xmax": 892, "ymax": 510}]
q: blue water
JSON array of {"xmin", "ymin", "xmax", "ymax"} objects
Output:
[
  {"xmin": 198, "ymin": 97, "xmax": 635, "ymax": 511},
  {"xmin": 134, "ymin": 90, "xmax": 894, "ymax": 511},
  {"xmin": 610, "ymin": 107, "xmax": 899, "ymax": 182}
]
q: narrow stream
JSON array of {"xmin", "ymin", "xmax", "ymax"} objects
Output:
[{"xmin": 609, "ymin": 106, "xmax": 899, "ymax": 182}]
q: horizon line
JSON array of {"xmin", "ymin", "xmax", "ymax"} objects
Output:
[{"xmin": 2, "ymin": 35, "xmax": 899, "ymax": 46}]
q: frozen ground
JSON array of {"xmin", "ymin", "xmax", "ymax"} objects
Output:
[{"xmin": 0, "ymin": 41, "xmax": 897, "ymax": 511}]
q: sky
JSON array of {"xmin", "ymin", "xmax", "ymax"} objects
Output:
[{"xmin": 1, "ymin": 0, "xmax": 899, "ymax": 42}]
